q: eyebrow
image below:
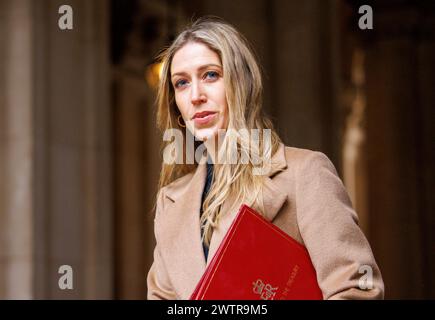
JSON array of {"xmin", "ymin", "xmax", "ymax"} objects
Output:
[{"xmin": 171, "ymin": 63, "xmax": 222, "ymax": 79}]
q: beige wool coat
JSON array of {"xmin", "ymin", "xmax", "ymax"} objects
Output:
[{"xmin": 147, "ymin": 143, "xmax": 385, "ymax": 300}]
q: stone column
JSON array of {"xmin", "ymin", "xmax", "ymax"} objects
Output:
[
  {"xmin": 111, "ymin": 0, "xmax": 169, "ymax": 299},
  {"xmin": 0, "ymin": 0, "xmax": 113, "ymax": 299},
  {"xmin": 363, "ymin": 1, "xmax": 435, "ymax": 298},
  {"xmin": 271, "ymin": 0, "xmax": 342, "ymax": 165},
  {"xmin": 0, "ymin": 0, "xmax": 34, "ymax": 299}
]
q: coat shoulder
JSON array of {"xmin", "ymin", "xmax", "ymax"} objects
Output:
[
  {"xmin": 281, "ymin": 146, "xmax": 336, "ymax": 175},
  {"xmin": 283, "ymin": 145, "xmax": 317, "ymax": 159}
]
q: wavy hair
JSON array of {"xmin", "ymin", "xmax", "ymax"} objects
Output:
[{"xmin": 155, "ymin": 16, "xmax": 282, "ymax": 246}]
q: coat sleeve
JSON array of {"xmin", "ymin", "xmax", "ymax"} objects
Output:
[
  {"xmin": 295, "ymin": 151, "xmax": 385, "ymax": 299},
  {"xmin": 146, "ymin": 189, "xmax": 178, "ymax": 300}
]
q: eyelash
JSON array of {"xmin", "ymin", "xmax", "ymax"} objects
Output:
[
  {"xmin": 204, "ymin": 71, "xmax": 219, "ymax": 80},
  {"xmin": 174, "ymin": 71, "xmax": 220, "ymax": 88},
  {"xmin": 174, "ymin": 79, "xmax": 187, "ymax": 88}
]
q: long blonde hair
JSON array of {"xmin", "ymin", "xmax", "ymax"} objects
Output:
[{"xmin": 156, "ymin": 16, "xmax": 282, "ymax": 246}]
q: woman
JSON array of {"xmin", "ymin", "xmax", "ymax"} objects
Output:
[{"xmin": 147, "ymin": 17, "xmax": 384, "ymax": 300}]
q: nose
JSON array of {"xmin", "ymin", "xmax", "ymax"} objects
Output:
[{"xmin": 190, "ymin": 80, "xmax": 207, "ymax": 106}]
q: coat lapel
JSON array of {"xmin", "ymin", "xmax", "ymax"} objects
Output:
[
  {"xmin": 160, "ymin": 162, "xmax": 208, "ymax": 299},
  {"xmin": 206, "ymin": 143, "xmax": 288, "ymax": 268},
  {"xmin": 162, "ymin": 143, "xmax": 288, "ymax": 299}
]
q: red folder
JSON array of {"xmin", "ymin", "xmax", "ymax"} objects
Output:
[{"xmin": 190, "ymin": 204, "xmax": 323, "ymax": 300}]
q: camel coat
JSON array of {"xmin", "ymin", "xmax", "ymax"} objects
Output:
[{"xmin": 147, "ymin": 143, "xmax": 384, "ymax": 299}]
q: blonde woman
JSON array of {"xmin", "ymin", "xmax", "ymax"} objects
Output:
[{"xmin": 147, "ymin": 17, "xmax": 384, "ymax": 300}]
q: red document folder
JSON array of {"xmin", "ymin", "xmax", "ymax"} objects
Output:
[{"xmin": 190, "ymin": 204, "xmax": 323, "ymax": 300}]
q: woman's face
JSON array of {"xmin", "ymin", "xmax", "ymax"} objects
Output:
[{"xmin": 171, "ymin": 42, "xmax": 229, "ymax": 141}]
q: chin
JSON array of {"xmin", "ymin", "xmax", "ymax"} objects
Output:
[
  {"xmin": 194, "ymin": 128, "xmax": 218, "ymax": 141},
  {"xmin": 198, "ymin": 123, "xmax": 229, "ymax": 140}
]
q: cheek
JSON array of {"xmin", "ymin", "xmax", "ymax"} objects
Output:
[{"xmin": 174, "ymin": 93, "xmax": 187, "ymax": 115}]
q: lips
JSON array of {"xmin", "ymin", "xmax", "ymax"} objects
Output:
[
  {"xmin": 192, "ymin": 111, "xmax": 218, "ymax": 126},
  {"xmin": 192, "ymin": 111, "xmax": 217, "ymax": 120}
]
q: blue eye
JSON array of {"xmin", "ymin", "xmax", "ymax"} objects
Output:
[
  {"xmin": 204, "ymin": 71, "xmax": 219, "ymax": 80},
  {"xmin": 175, "ymin": 79, "xmax": 187, "ymax": 88}
]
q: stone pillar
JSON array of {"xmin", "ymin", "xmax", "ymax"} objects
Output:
[
  {"xmin": 271, "ymin": 0, "xmax": 342, "ymax": 165},
  {"xmin": 0, "ymin": 0, "xmax": 34, "ymax": 299},
  {"xmin": 0, "ymin": 0, "xmax": 113, "ymax": 299},
  {"xmin": 342, "ymin": 49, "xmax": 370, "ymax": 234},
  {"xmin": 363, "ymin": 1, "xmax": 435, "ymax": 298},
  {"xmin": 111, "ymin": 0, "xmax": 168, "ymax": 299}
]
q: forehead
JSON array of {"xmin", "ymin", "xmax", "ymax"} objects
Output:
[{"xmin": 171, "ymin": 42, "xmax": 221, "ymax": 74}]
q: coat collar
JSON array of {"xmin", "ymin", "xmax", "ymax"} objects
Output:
[{"xmin": 160, "ymin": 143, "xmax": 288, "ymax": 299}]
